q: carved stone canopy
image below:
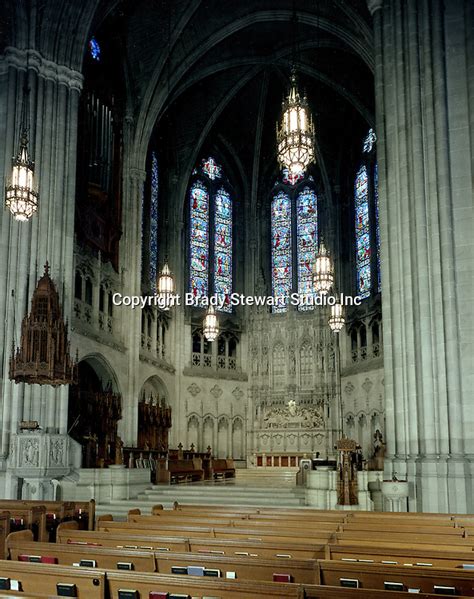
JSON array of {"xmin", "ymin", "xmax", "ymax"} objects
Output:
[{"xmin": 9, "ymin": 263, "xmax": 78, "ymax": 386}]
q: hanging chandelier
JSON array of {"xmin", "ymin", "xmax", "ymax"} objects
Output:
[
  {"xmin": 312, "ymin": 241, "xmax": 334, "ymax": 295},
  {"xmin": 276, "ymin": 70, "xmax": 315, "ymax": 176},
  {"xmin": 157, "ymin": 260, "xmax": 175, "ymax": 310},
  {"xmin": 328, "ymin": 296, "xmax": 346, "ymax": 333},
  {"xmin": 5, "ymin": 70, "xmax": 38, "ymax": 222},
  {"xmin": 203, "ymin": 305, "xmax": 219, "ymax": 342},
  {"xmin": 5, "ymin": 129, "xmax": 38, "ymax": 222}
]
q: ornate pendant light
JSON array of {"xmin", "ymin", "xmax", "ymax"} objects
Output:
[
  {"xmin": 203, "ymin": 305, "xmax": 219, "ymax": 342},
  {"xmin": 5, "ymin": 68, "xmax": 38, "ymax": 222},
  {"xmin": 157, "ymin": 260, "xmax": 174, "ymax": 310},
  {"xmin": 10, "ymin": 263, "xmax": 78, "ymax": 386},
  {"xmin": 328, "ymin": 295, "xmax": 346, "ymax": 333},
  {"xmin": 277, "ymin": 70, "xmax": 315, "ymax": 176},
  {"xmin": 312, "ymin": 240, "xmax": 334, "ymax": 295}
]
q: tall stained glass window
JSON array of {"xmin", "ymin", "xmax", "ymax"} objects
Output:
[
  {"xmin": 89, "ymin": 37, "xmax": 101, "ymax": 61},
  {"xmin": 374, "ymin": 162, "xmax": 381, "ymax": 292},
  {"xmin": 271, "ymin": 191, "xmax": 292, "ymax": 313},
  {"xmin": 296, "ymin": 187, "xmax": 318, "ymax": 309},
  {"xmin": 149, "ymin": 152, "xmax": 159, "ymax": 291},
  {"xmin": 354, "ymin": 129, "xmax": 380, "ymax": 299},
  {"xmin": 214, "ymin": 188, "xmax": 232, "ymax": 312},
  {"xmin": 189, "ymin": 180, "xmax": 209, "ymax": 301},
  {"xmin": 189, "ymin": 158, "xmax": 233, "ymax": 310},
  {"xmin": 355, "ymin": 165, "xmax": 371, "ymax": 298}
]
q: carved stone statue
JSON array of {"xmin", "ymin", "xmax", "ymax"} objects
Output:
[
  {"xmin": 114, "ymin": 435, "xmax": 124, "ymax": 465},
  {"xmin": 372, "ymin": 429, "xmax": 385, "ymax": 470}
]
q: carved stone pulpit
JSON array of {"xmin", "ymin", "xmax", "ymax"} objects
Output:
[{"xmin": 7, "ymin": 431, "xmax": 71, "ymax": 499}]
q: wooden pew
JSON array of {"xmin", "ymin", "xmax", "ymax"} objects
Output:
[
  {"xmin": 210, "ymin": 458, "xmax": 236, "ymax": 479},
  {"xmin": 0, "ymin": 559, "xmax": 105, "ymax": 598},
  {"xmin": 106, "ymin": 570, "xmax": 304, "ymax": 598},
  {"xmin": 126, "ymin": 513, "xmax": 339, "ymax": 534},
  {"xmin": 304, "ymin": 588, "xmax": 473, "ymax": 599},
  {"xmin": 0, "ymin": 515, "xmax": 10, "ymax": 560},
  {"xmin": 144, "ymin": 507, "xmax": 348, "ymax": 524},
  {"xmin": 326, "ymin": 542, "xmax": 474, "ymax": 569},
  {"xmin": 56, "ymin": 528, "xmax": 325, "ymax": 560},
  {"xmin": 334, "ymin": 530, "xmax": 471, "ymax": 546},
  {"xmin": 98, "ymin": 522, "xmax": 334, "ymax": 544},
  {"xmin": 0, "ymin": 505, "xmax": 47, "ymax": 542},
  {"xmin": 6, "ymin": 533, "xmax": 320, "ymax": 584},
  {"xmin": 156, "ymin": 458, "xmax": 204, "ymax": 484},
  {"xmin": 6, "ymin": 531, "xmax": 156, "ymax": 573},
  {"xmin": 340, "ymin": 522, "xmax": 465, "ymax": 537},
  {"xmin": 317, "ymin": 559, "xmax": 474, "ymax": 595}
]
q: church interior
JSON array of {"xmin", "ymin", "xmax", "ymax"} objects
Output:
[{"xmin": 0, "ymin": 0, "xmax": 473, "ymax": 595}]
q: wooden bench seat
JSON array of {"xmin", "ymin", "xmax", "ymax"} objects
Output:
[
  {"xmin": 6, "ymin": 531, "xmax": 156, "ymax": 573},
  {"xmin": 0, "ymin": 560, "xmax": 105, "ymax": 598},
  {"xmin": 7, "ymin": 534, "xmax": 320, "ymax": 585},
  {"xmin": 317, "ymin": 559, "xmax": 474, "ymax": 596},
  {"xmin": 127, "ymin": 513, "xmax": 340, "ymax": 533},
  {"xmin": 56, "ymin": 528, "xmax": 325, "ymax": 560},
  {"xmin": 335, "ymin": 530, "xmax": 471, "ymax": 546},
  {"xmin": 210, "ymin": 459, "xmax": 236, "ymax": 479},
  {"xmin": 97, "ymin": 519, "xmax": 336, "ymax": 543},
  {"xmin": 107, "ymin": 570, "xmax": 304, "ymax": 598},
  {"xmin": 326, "ymin": 542, "xmax": 474, "ymax": 569},
  {"xmin": 156, "ymin": 459, "xmax": 205, "ymax": 484},
  {"xmin": 0, "ymin": 505, "xmax": 47, "ymax": 542}
]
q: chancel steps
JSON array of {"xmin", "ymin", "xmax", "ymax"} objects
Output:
[{"xmin": 95, "ymin": 478, "xmax": 306, "ymax": 518}]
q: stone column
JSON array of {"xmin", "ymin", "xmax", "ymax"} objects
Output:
[
  {"xmin": 119, "ymin": 158, "xmax": 146, "ymax": 447},
  {"xmin": 371, "ymin": 0, "xmax": 474, "ymax": 512},
  {"xmin": 0, "ymin": 48, "xmax": 82, "ymax": 496}
]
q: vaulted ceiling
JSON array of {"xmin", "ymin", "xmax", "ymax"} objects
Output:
[{"xmin": 92, "ymin": 0, "xmax": 375, "ymax": 208}]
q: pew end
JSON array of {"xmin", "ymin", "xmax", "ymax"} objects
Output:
[{"xmin": 128, "ymin": 509, "xmax": 141, "ymax": 521}]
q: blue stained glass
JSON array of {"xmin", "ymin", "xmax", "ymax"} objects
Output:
[
  {"xmin": 355, "ymin": 165, "xmax": 371, "ymax": 298},
  {"xmin": 190, "ymin": 181, "xmax": 209, "ymax": 300},
  {"xmin": 297, "ymin": 187, "xmax": 318, "ymax": 311},
  {"xmin": 89, "ymin": 37, "xmax": 100, "ymax": 61},
  {"xmin": 374, "ymin": 162, "xmax": 381, "ymax": 292},
  {"xmin": 202, "ymin": 157, "xmax": 222, "ymax": 180},
  {"xmin": 272, "ymin": 191, "xmax": 292, "ymax": 312},
  {"xmin": 214, "ymin": 188, "xmax": 232, "ymax": 312},
  {"xmin": 149, "ymin": 152, "xmax": 158, "ymax": 292}
]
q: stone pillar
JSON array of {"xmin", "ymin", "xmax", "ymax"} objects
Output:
[
  {"xmin": 120, "ymin": 157, "xmax": 146, "ymax": 447},
  {"xmin": 0, "ymin": 48, "xmax": 82, "ymax": 496},
  {"xmin": 371, "ymin": 0, "xmax": 474, "ymax": 511}
]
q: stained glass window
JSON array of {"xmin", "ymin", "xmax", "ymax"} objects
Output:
[
  {"xmin": 202, "ymin": 157, "xmax": 222, "ymax": 180},
  {"xmin": 147, "ymin": 152, "xmax": 159, "ymax": 291},
  {"xmin": 271, "ymin": 191, "xmax": 292, "ymax": 313},
  {"xmin": 89, "ymin": 37, "xmax": 100, "ymax": 61},
  {"xmin": 282, "ymin": 167, "xmax": 305, "ymax": 186},
  {"xmin": 190, "ymin": 180, "xmax": 209, "ymax": 301},
  {"xmin": 355, "ymin": 165, "xmax": 371, "ymax": 298},
  {"xmin": 214, "ymin": 187, "xmax": 232, "ymax": 312},
  {"xmin": 296, "ymin": 187, "xmax": 318, "ymax": 310},
  {"xmin": 363, "ymin": 128, "xmax": 376, "ymax": 153},
  {"xmin": 374, "ymin": 162, "xmax": 381, "ymax": 291}
]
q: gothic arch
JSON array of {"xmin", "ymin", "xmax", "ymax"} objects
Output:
[{"xmin": 79, "ymin": 353, "xmax": 121, "ymax": 394}]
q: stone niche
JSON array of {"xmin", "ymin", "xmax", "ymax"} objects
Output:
[{"xmin": 7, "ymin": 432, "xmax": 71, "ymax": 499}]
